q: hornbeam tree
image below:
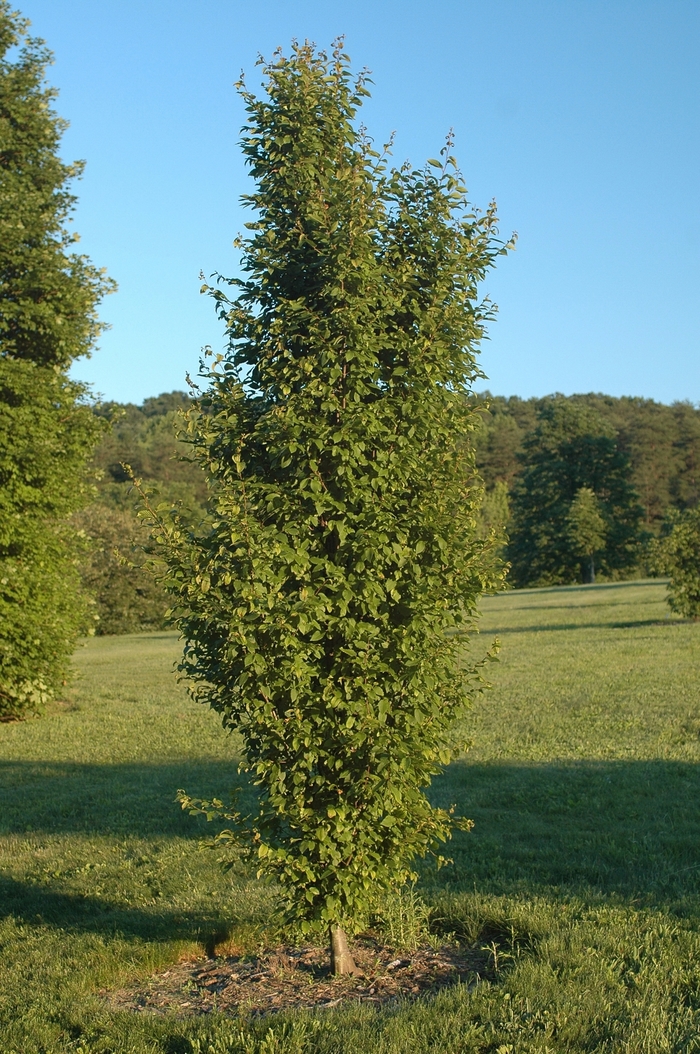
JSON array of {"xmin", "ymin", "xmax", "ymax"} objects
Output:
[
  {"xmin": 160, "ymin": 41, "xmax": 510, "ymax": 972},
  {"xmin": 0, "ymin": 4, "xmax": 113, "ymax": 719}
]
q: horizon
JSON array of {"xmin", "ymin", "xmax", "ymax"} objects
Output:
[{"xmin": 97, "ymin": 385, "xmax": 700, "ymax": 411}]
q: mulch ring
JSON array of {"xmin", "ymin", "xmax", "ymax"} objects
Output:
[{"xmin": 106, "ymin": 939, "xmax": 493, "ymax": 1016}]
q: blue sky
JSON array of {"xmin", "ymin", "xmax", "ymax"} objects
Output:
[{"xmin": 17, "ymin": 0, "xmax": 700, "ymax": 405}]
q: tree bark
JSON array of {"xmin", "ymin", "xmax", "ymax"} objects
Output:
[
  {"xmin": 582, "ymin": 556, "xmax": 596, "ymax": 584},
  {"xmin": 330, "ymin": 924, "xmax": 358, "ymax": 975}
]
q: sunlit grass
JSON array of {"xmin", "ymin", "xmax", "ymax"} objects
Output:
[{"xmin": 2, "ymin": 581, "xmax": 699, "ymax": 1052}]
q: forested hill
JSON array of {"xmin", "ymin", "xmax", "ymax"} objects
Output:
[
  {"xmin": 78, "ymin": 389, "xmax": 699, "ymax": 632},
  {"xmin": 91, "ymin": 390, "xmax": 207, "ymax": 512},
  {"xmin": 89, "ymin": 389, "xmax": 700, "ymax": 534},
  {"xmin": 476, "ymin": 392, "xmax": 700, "ymax": 532}
]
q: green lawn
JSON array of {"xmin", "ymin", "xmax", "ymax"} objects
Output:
[{"xmin": 2, "ymin": 581, "xmax": 699, "ymax": 1052}]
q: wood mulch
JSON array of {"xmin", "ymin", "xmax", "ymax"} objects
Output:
[{"xmin": 106, "ymin": 939, "xmax": 492, "ymax": 1017}]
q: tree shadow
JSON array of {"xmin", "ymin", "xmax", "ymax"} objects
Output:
[
  {"xmin": 4, "ymin": 757, "xmax": 700, "ymax": 942},
  {"xmin": 491, "ymin": 618, "xmax": 676, "ymax": 634},
  {"xmin": 0, "ymin": 760, "xmax": 248, "ymax": 837},
  {"xmin": 430, "ymin": 759, "xmax": 700, "ymax": 907},
  {"xmin": 0, "ymin": 872, "xmax": 238, "ymax": 949}
]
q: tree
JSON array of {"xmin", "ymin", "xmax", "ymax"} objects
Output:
[
  {"xmin": 655, "ymin": 508, "xmax": 700, "ymax": 618},
  {"xmin": 73, "ymin": 504, "xmax": 169, "ymax": 635},
  {"xmin": 566, "ymin": 487, "xmax": 607, "ymax": 583},
  {"xmin": 0, "ymin": 4, "xmax": 113, "ymax": 719},
  {"xmin": 475, "ymin": 392, "xmax": 700, "ymax": 537},
  {"xmin": 507, "ymin": 399, "xmax": 645, "ymax": 587},
  {"xmin": 155, "ymin": 42, "xmax": 510, "ymax": 972}
]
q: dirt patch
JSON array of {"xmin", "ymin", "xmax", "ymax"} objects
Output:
[{"xmin": 106, "ymin": 939, "xmax": 492, "ymax": 1016}]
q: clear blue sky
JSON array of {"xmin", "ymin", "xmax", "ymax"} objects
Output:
[{"xmin": 18, "ymin": 0, "xmax": 700, "ymax": 406}]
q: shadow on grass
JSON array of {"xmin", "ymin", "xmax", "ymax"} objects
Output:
[
  {"xmin": 3, "ymin": 757, "xmax": 700, "ymax": 937},
  {"xmin": 431, "ymin": 759, "xmax": 700, "ymax": 906},
  {"xmin": 0, "ymin": 760, "xmax": 247, "ymax": 837},
  {"xmin": 492, "ymin": 618, "xmax": 677, "ymax": 634},
  {"xmin": 0, "ymin": 872, "xmax": 237, "ymax": 949}
]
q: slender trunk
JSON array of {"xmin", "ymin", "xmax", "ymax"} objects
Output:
[
  {"xmin": 589, "ymin": 555, "xmax": 595, "ymax": 584},
  {"xmin": 329, "ymin": 924, "xmax": 358, "ymax": 975}
]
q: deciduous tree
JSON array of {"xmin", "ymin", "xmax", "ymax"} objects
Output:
[
  {"xmin": 156, "ymin": 42, "xmax": 510, "ymax": 970},
  {"xmin": 507, "ymin": 399, "xmax": 644, "ymax": 587},
  {"xmin": 655, "ymin": 508, "xmax": 700, "ymax": 618},
  {"xmin": 566, "ymin": 487, "xmax": 607, "ymax": 583},
  {"xmin": 0, "ymin": 3, "xmax": 113, "ymax": 718}
]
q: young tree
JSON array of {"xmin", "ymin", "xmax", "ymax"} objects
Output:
[
  {"xmin": 655, "ymin": 508, "xmax": 700, "ymax": 618},
  {"xmin": 507, "ymin": 399, "xmax": 645, "ymax": 587},
  {"xmin": 0, "ymin": 3, "xmax": 113, "ymax": 719},
  {"xmin": 157, "ymin": 42, "xmax": 510, "ymax": 972},
  {"xmin": 566, "ymin": 487, "xmax": 607, "ymax": 583}
]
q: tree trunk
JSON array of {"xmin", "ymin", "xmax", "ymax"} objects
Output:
[
  {"xmin": 582, "ymin": 556, "xmax": 596, "ymax": 584},
  {"xmin": 330, "ymin": 924, "xmax": 358, "ymax": 975}
]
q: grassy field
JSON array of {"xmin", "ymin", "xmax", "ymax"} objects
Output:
[{"xmin": 1, "ymin": 580, "xmax": 699, "ymax": 1052}]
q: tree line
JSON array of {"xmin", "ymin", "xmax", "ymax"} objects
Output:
[
  {"xmin": 476, "ymin": 393, "xmax": 700, "ymax": 588},
  {"xmin": 477, "ymin": 392, "xmax": 700, "ymax": 530},
  {"xmin": 77, "ymin": 387, "xmax": 700, "ymax": 623}
]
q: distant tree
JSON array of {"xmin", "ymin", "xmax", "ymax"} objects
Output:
[
  {"xmin": 157, "ymin": 43, "xmax": 509, "ymax": 973},
  {"xmin": 507, "ymin": 399, "xmax": 645, "ymax": 587},
  {"xmin": 478, "ymin": 479, "xmax": 510, "ymax": 538},
  {"xmin": 475, "ymin": 392, "xmax": 700, "ymax": 537},
  {"xmin": 566, "ymin": 487, "xmax": 607, "ymax": 583},
  {"xmin": 671, "ymin": 402, "xmax": 700, "ymax": 512},
  {"xmin": 655, "ymin": 508, "xmax": 700, "ymax": 618},
  {"xmin": 73, "ymin": 504, "xmax": 169, "ymax": 634},
  {"xmin": 0, "ymin": 4, "xmax": 113, "ymax": 719}
]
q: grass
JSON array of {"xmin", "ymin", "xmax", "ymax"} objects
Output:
[{"xmin": 2, "ymin": 581, "xmax": 700, "ymax": 1052}]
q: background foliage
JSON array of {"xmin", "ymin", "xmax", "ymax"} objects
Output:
[
  {"xmin": 75, "ymin": 391, "xmax": 206, "ymax": 635},
  {"xmin": 82, "ymin": 389, "xmax": 700, "ymax": 621},
  {"xmin": 504, "ymin": 400, "xmax": 645, "ymax": 588},
  {"xmin": 476, "ymin": 392, "xmax": 700, "ymax": 533},
  {"xmin": 0, "ymin": 2, "xmax": 112, "ymax": 718}
]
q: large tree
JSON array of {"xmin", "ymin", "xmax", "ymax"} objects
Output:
[
  {"xmin": 0, "ymin": 3, "xmax": 113, "ymax": 719},
  {"xmin": 156, "ymin": 42, "xmax": 510, "ymax": 972},
  {"xmin": 507, "ymin": 399, "xmax": 645, "ymax": 587}
]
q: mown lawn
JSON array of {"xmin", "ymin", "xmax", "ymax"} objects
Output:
[{"xmin": 1, "ymin": 580, "xmax": 699, "ymax": 1053}]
